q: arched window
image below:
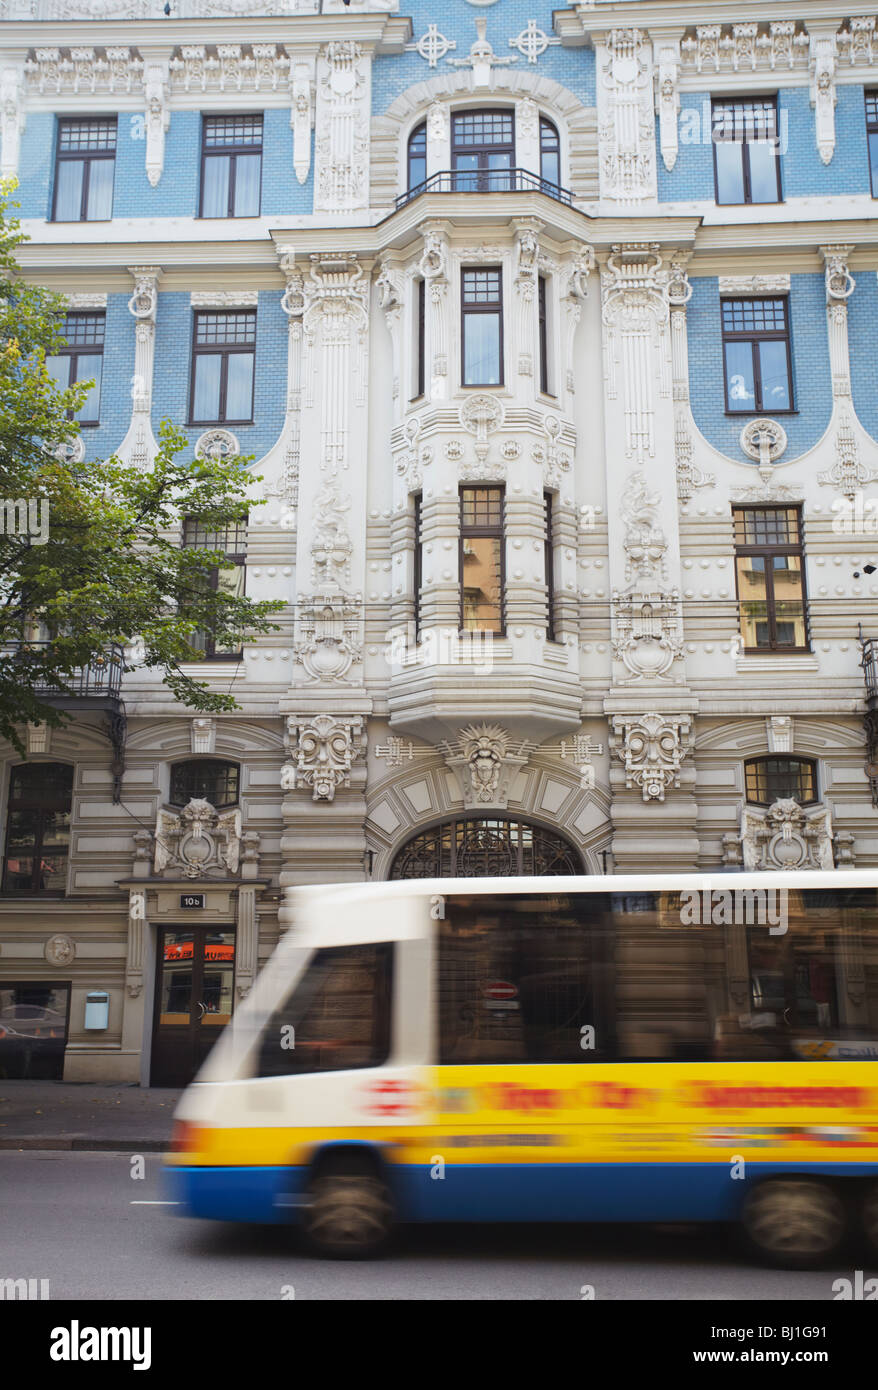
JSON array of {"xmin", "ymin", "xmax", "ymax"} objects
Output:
[
  {"xmin": 744, "ymin": 757, "xmax": 817, "ymax": 807},
  {"xmin": 539, "ymin": 117, "xmax": 560, "ymax": 188},
  {"xmin": 170, "ymin": 759, "xmax": 239, "ymax": 809},
  {"xmin": 390, "ymin": 816, "xmax": 581, "ymax": 879},
  {"xmin": 407, "ymin": 121, "xmax": 427, "ymax": 191},
  {"xmin": 2, "ymin": 763, "xmax": 74, "ymax": 895}
]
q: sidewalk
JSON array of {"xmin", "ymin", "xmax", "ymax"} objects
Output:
[{"xmin": 0, "ymin": 1081, "xmax": 182, "ymax": 1152}]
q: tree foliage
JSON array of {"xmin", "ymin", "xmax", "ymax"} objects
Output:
[{"xmin": 0, "ymin": 180, "xmax": 283, "ymax": 751}]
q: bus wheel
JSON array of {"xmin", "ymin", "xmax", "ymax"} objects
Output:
[
  {"xmin": 741, "ymin": 1179, "xmax": 846, "ymax": 1268},
  {"xmin": 302, "ymin": 1159, "xmax": 393, "ymax": 1260}
]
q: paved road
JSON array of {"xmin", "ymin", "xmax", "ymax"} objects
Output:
[{"xmin": 1, "ymin": 1151, "xmax": 874, "ymax": 1301}]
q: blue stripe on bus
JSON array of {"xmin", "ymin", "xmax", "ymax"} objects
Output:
[{"xmin": 166, "ymin": 1161, "xmax": 878, "ymax": 1225}]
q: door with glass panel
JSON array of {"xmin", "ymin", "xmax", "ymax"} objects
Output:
[{"xmin": 151, "ymin": 928, "xmax": 235, "ymax": 1086}]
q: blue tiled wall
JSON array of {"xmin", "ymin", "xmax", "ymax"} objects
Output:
[
  {"xmin": 261, "ymin": 107, "xmax": 313, "ymax": 216},
  {"xmin": 779, "ymin": 85, "xmax": 871, "ymax": 197},
  {"xmin": 658, "ymin": 84, "xmax": 872, "ymax": 203},
  {"xmin": 11, "ymin": 108, "xmax": 311, "ymax": 221},
  {"xmin": 372, "ymin": 0, "xmax": 595, "ymax": 116},
  {"xmin": 13, "ymin": 112, "xmax": 55, "ymax": 219},
  {"xmin": 656, "ymin": 92, "xmax": 714, "ymax": 202},
  {"xmin": 81, "ymin": 293, "xmax": 136, "ymax": 465},
  {"xmin": 848, "ymin": 270, "xmax": 878, "ymax": 444},
  {"xmin": 114, "ymin": 111, "xmax": 200, "ymax": 218},
  {"xmin": 688, "ymin": 274, "xmax": 833, "ymax": 463},
  {"xmin": 150, "ymin": 291, "xmax": 287, "ymax": 465}
]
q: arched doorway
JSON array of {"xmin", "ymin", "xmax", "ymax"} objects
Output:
[{"xmin": 389, "ymin": 816, "xmax": 581, "ymax": 879}]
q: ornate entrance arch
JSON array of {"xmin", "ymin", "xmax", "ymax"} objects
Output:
[{"xmin": 389, "ymin": 816, "xmax": 582, "ymax": 879}]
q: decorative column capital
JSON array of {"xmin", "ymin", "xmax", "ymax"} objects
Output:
[
  {"xmin": 610, "ymin": 711, "xmax": 693, "ymax": 802},
  {"xmin": 820, "ymin": 244, "xmax": 855, "ymax": 301},
  {"xmin": 127, "ymin": 266, "xmax": 162, "ymax": 322}
]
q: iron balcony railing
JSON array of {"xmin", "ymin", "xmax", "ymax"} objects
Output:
[
  {"xmin": 860, "ymin": 628, "xmax": 878, "ymax": 705},
  {"xmin": 5, "ymin": 642, "xmax": 125, "ymax": 706},
  {"xmin": 395, "ymin": 167, "xmax": 574, "ymax": 211}
]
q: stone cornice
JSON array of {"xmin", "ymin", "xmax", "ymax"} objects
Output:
[{"xmin": 0, "ymin": 15, "xmax": 411, "ymax": 53}]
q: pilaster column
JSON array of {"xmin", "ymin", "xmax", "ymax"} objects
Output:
[
  {"xmin": 594, "ymin": 27, "xmax": 657, "ymax": 204},
  {"xmin": 235, "ymin": 886, "xmax": 258, "ymax": 1002},
  {"xmin": 0, "ymin": 60, "xmax": 26, "ymax": 180},
  {"xmin": 117, "ymin": 266, "xmax": 161, "ymax": 469},
  {"xmin": 314, "ymin": 39, "xmax": 371, "ymax": 214},
  {"xmin": 418, "ymin": 221, "xmax": 451, "ymax": 402},
  {"xmin": 512, "ymin": 219, "xmax": 542, "ymax": 385},
  {"xmin": 425, "ymin": 100, "xmax": 449, "ymax": 179},
  {"xmin": 820, "ymin": 244, "xmax": 855, "ymax": 399}
]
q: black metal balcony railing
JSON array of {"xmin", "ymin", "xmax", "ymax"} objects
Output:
[
  {"xmin": 5, "ymin": 642, "xmax": 125, "ymax": 706},
  {"xmin": 395, "ymin": 167, "xmax": 574, "ymax": 211},
  {"xmin": 861, "ymin": 630, "xmax": 878, "ymax": 704}
]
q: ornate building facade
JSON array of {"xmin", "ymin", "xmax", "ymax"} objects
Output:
[{"xmin": 1, "ymin": 0, "xmax": 877, "ymax": 1082}]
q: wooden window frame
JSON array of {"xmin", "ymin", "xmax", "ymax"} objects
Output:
[
  {"xmin": 50, "ymin": 310, "xmax": 105, "ymax": 427},
  {"xmin": 711, "ymin": 96, "xmax": 782, "ymax": 206},
  {"xmin": 459, "ymin": 484, "xmax": 505, "ymax": 636},
  {"xmin": 199, "ymin": 113, "xmax": 264, "ymax": 219},
  {"xmin": 450, "ymin": 108, "xmax": 515, "ymax": 192},
  {"xmin": 52, "ymin": 116, "xmax": 117, "ymax": 223},
  {"xmin": 1, "ymin": 763, "xmax": 74, "ymax": 897},
  {"xmin": 413, "ymin": 277, "xmax": 426, "ymax": 401},
  {"xmin": 189, "ymin": 310, "xmax": 256, "ymax": 426},
  {"xmin": 181, "ymin": 517, "xmax": 248, "ymax": 660},
  {"xmin": 744, "ymin": 756, "xmax": 818, "ymax": 807},
  {"xmin": 733, "ymin": 505, "xmax": 810, "ymax": 654},
  {"xmin": 866, "ymin": 91, "xmax": 878, "ymax": 196},
  {"xmin": 544, "ymin": 490, "xmax": 556, "ymax": 642},
  {"xmin": 539, "ymin": 116, "xmax": 561, "ymax": 188},
  {"xmin": 460, "ymin": 266, "xmax": 504, "ymax": 388},
  {"xmin": 407, "ymin": 120, "xmax": 427, "ymax": 192},
  {"xmin": 721, "ymin": 296, "xmax": 794, "ymax": 416},
  {"xmin": 538, "ymin": 274, "xmax": 550, "ymax": 396}
]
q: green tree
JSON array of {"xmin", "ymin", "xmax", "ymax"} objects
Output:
[{"xmin": 0, "ymin": 179, "xmax": 283, "ymax": 751}]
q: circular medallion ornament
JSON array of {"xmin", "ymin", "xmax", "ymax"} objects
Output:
[{"xmin": 45, "ymin": 934, "xmax": 75, "ymax": 966}]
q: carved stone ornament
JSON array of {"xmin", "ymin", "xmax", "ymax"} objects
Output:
[
  {"xmin": 195, "ymin": 428, "xmax": 239, "ymax": 461},
  {"xmin": 612, "ymin": 590, "xmax": 684, "ymax": 682},
  {"xmin": 597, "ymin": 28, "xmax": 656, "ymax": 203},
  {"xmin": 311, "ymin": 482, "xmax": 353, "ymax": 589},
  {"xmin": 45, "ymin": 934, "xmax": 75, "ymax": 966},
  {"xmin": 293, "ymin": 593, "xmax": 363, "ymax": 683},
  {"xmin": 1, "ymin": 66, "xmax": 25, "ymax": 179},
  {"xmin": 738, "ymin": 798, "xmax": 835, "ymax": 871},
  {"xmin": 620, "ymin": 469, "xmax": 667, "ymax": 584},
  {"xmin": 680, "ymin": 22, "xmax": 810, "ymax": 76},
  {"xmin": 610, "ymin": 712, "xmax": 693, "ymax": 802},
  {"xmin": 459, "ymin": 394, "xmax": 505, "ymax": 464},
  {"xmin": 55, "ymin": 436, "xmax": 85, "ymax": 464},
  {"xmin": 154, "ymin": 798, "xmax": 247, "ymax": 878},
  {"xmin": 441, "ymin": 723, "xmax": 532, "ymax": 809},
  {"xmin": 655, "ymin": 41, "xmax": 680, "ymax": 172},
  {"xmin": 823, "ymin": 246, "xmax": 855, "ymax": 301},
  {"xmin": 448, "ymin": 18, "xmax": 517, "ymax": 88},
  {"xmin": 509, "ymin": 20, "xmax": 560, "ymax": 65},
  {"xmin": 284, "ymin": 714, "xmax": 366, "ymax": 802},
  {"xmin": 191, "ymin": 717, "xmax": 215, "ymax": 755},
  {"xmin": 740, "ymin": 418, "xmax": 787, "ymax": 477},
  {"xmin": 810, "ymin": 31, "xmax": 837, "ymax": 165},
  {"xmin": 406, "ymin": 24, "xmax": 456, "ymax": 68},
  {"xmin": 315, "ymin": 41, "xmax": 370, "ymax": 213}
]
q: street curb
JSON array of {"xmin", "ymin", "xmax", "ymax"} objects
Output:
[{"xmin": 0, "ymin": 1138, "xmax": 169, "ymax": 1152}]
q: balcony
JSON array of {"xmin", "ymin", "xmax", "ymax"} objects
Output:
[
  {"xmin": 23, "ymin": 643, "xmax": 126, "ymax": 711},
  {"xmin": 395, "ymin": 168, "xmax": 574, "ymax": 212},
  {"xmin": 7, "ymin": 642, "xmax": 127, "ymax": 799}
]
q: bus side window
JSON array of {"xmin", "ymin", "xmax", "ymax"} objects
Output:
[
  {"xmin": 438, "ymin": 895, "xmax": 610, "ymax": 1064},
  {"xmin": 256, "ymin": 942, "xmax": 393, "ymax": 1077}
]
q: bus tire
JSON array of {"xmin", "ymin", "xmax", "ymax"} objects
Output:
[
  {"xmin": 740, "ymin": 1178, "xmax": 846, "ymax": 1269},
  {"xmin": 301, "ymin": 1153, "xmax": 393, "ymax": 1260}
]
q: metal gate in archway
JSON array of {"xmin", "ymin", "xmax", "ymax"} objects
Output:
[{"xmin": 389, "ymin": 816, "xmax": 581, "ymax": 879}]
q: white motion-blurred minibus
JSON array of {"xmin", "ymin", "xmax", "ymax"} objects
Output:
[{"xmin": 165, "ymin": 872, "xmax": 878, "ymax": 1263}]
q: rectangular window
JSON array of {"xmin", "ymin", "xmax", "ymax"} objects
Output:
[
  {"xmin": 712, "ymin": 98, "xmax": 781, "ymax": 205},
  {"xmin": 200, "ymin": 114, "xmax": 263, "ymax": 219},
  {"xmin": 867, "ymin": 92, "xmax": 878, "ymax": 196},
  {"xmin": 461, "ymin": 267, "xmax": 503, "ymax": 386},
  {"xmin": 256, "ymin": 943, "xmax": 393, "ymax": 1076},
  {"xmin": 182, "ymin": 517, "xmax": 248, "ymax": 659},
  {"xmin": 0, "ymin": 984, "xmax": 70, "ymax": 1080},
  {"xmin": 733, "ymin": 506, "xmax": 808, "ymax": 652},
  {"xmin": 190, "ymin": 310, "xmax": 256, "ymax": 425},
  {"xmin": 721, "ymin": 297, "xmax": 793, "ymax": 414},
  {"xmin": 538, "ymin": 274, "xmax": 550, "ymax": 395},
  {"xmin": 451, "ymin": 109, "xmax": 515, "ymax": 193},
  {"xmin": 413, "ymin": 492, "xmax": 423, "ymax": 642},
  {"xmin": 44, "ymin": 311, "xmax": 105, "ymax": 426},
  {"xmin": 414, "ymin": 278, "xmax": 425, "ymax": 400},
  {"xmin": 53, "ymin": 117, "xmax": 116, "ymax": 222},
  {"xmin": 544, "ymin": 491, "xmax": 556, "ymax": 641},
  {"xmin": 460, "ymin": 485, "xmax": 504, "ymax": 634}
]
